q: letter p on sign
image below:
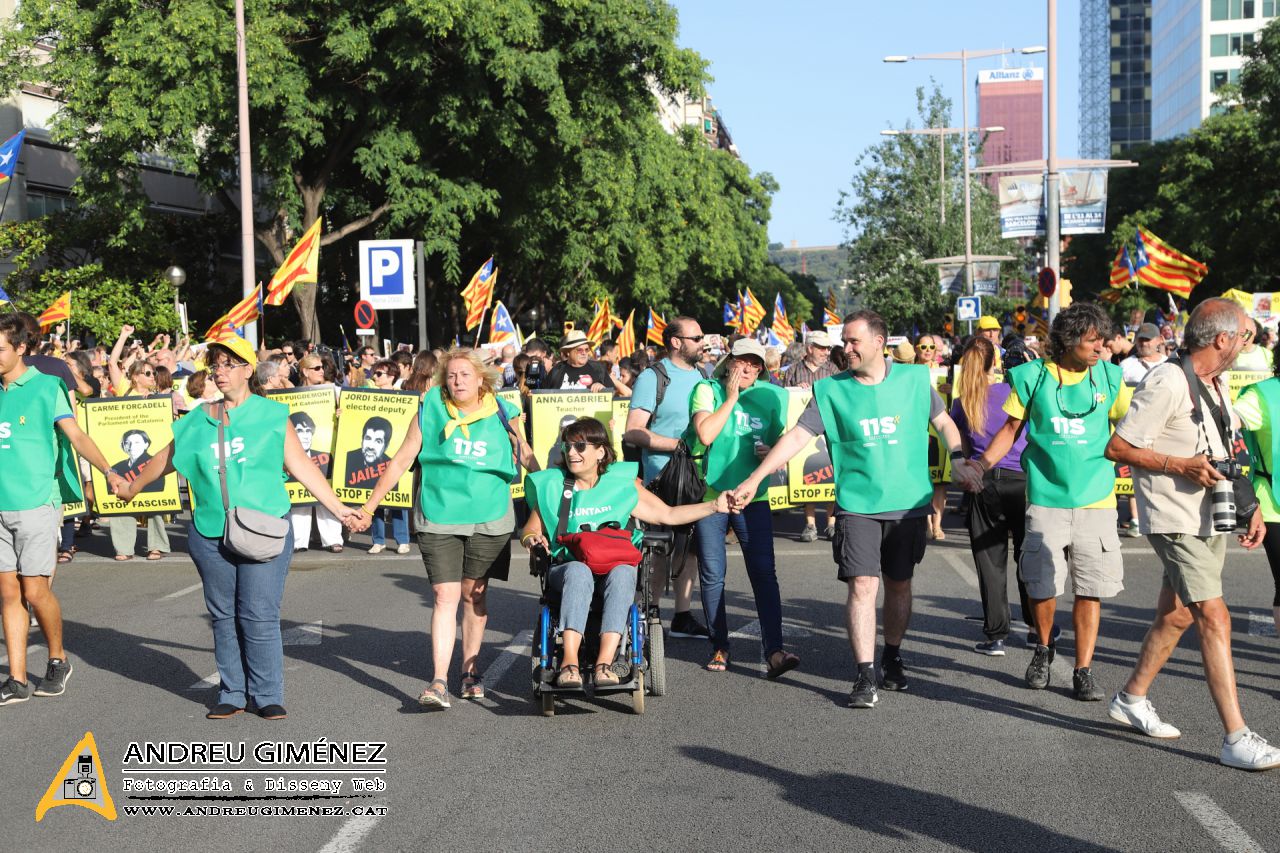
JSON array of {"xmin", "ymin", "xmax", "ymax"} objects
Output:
[{"xmin": 359, "ymin": 239, "xmax": 416, "ymax": 310}]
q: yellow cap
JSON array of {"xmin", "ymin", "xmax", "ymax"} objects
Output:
[
  {"xmin": 977, "ymin": 316, "xmax": 1001, "ymax": 331},
  {"xmin": 205, "ymin": 333, "xmax": 258, "ymax": 368}
]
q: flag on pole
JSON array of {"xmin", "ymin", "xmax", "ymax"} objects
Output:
[
  {"xmin": 0, "ymin": 130, "xmax": 26, "ymax": 185},
  {"xmin": 823, "ymin": 290, "xmax": 840, "ymax": 327},
  {"xmin": 771, "ymin": 293, "xmax": 795, "ymax": 344},
  {"xmin": 264, "ymin": 218, "xmax": 322, "ymax": 306},
  {"xmin": 1109, "ymin": 245, "xmax": 1136, "ymax": 289},
  {"xmin": 800, "ymin": 321, "xmax": 811, "ymax": 338},
  {"xmin": 616, "ymin": 309, "xmax": 638, "ymax": 358},
  {"xmin": 489, "ymin": 300, "xmax": 517, "ymax": 345},
  {"xmin": 461, "ymin": 257, "xmax": 497, "ymax": 331},
  {"xmin": 723, "ymin": 300, "xmax": 742, "ymax": 328},
  {"xmin": 204, "ymin": 285, "xmax": 263, "ymax": 338},
  {"xmin": 646, "ymin": 307, "xmax": 666, "ymax": 345},
  {"xmin": 762, "ymin": 326, "xmax": 783, "ymax": 347},
  {"xmin": 586, "ymin": 298, "xmax": 616, "ymax": 345},
  {"xmin": 37, "ymin": 291, "xmax": 70, "ymax": 331},
  {"xmin": 1133, "ymin": 227, "xmax": 1207, "ymax": 298},
  {"xmin": 740, "ymin": 287, "xmax": 767, "ymax": 333}
]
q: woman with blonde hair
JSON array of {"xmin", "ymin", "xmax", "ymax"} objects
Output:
[
  {"xmin": 351, "ymin": 348, "xmax": 537, "ymax": 708},
  {"xmin": 949, "ymin": 336, "xmax": 1036, "ymax": 656}
]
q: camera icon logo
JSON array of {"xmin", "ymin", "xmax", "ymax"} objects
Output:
[
  {"xmin": 61, "ymin": 755, "xmax": 97, "ymax": 800},
  {"xmin": 37, "ymin": 733, "xmax": 117, "ymax": 822}
]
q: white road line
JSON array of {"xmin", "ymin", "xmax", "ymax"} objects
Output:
[
  {"xmin": 730, "ymin": 619, "xmax": 814, "ymax": 665},
  {"xmin": 188, "ymin": 671, "xmax": 218, "ymax": 690},
  {"xmin": 938, "ymin": 551, "xmax": 978, "ymax": 589},
  {"xmin": 159, "ymin": 582, "xmax": 204, "ymax": 601},
  {"xmin": 282, "ymin": 620, "xmax": 324, "ymax": 646},
  {"xmin": 1174, "ymin": 791, "xmax": 1268, "ymax": 853},
  {"xmin": 479, "ymin": 629, "xmax": 533, "ymax": 694},
  {"xmin": 1247, "ymin": 612, "xmax": 1277, "ymax": 637},
  {"xmin": 316, "ymin": 806, "xmax": 384, "ymax": 853}
]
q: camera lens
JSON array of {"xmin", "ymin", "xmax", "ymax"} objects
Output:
[{"xmin": 1211, "ymin": 477, "xmax": 1236, "ymax": 532}]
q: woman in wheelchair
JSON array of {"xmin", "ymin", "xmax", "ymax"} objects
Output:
[{"xmin": 521, "ymin": 417, "xmax": 730, "ymax": 688}]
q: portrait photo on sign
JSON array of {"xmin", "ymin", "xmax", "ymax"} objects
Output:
[
  {"xmin": 330, "ymin": 388, "xmax": 418, "ymax": 508},
  {"xmin": 83, "ymin": 396, "xmax": 182, "ymax": 515},
  {"xmin": 268, "ymin": 385, "xmax": 338, "ymax": 505}
]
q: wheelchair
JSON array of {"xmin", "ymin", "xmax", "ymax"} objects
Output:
[{"xmin": 530, "ymin": 530, "xmax": 673, "ymax": 716}]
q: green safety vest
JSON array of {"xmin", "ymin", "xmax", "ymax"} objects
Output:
[
  {"xmin": 691, "ymin": 379, "xmax": 788, "ymax": 502},
  {"xmin": 1007, "ymin": 358, "xmax": 1122, "ymax": 508},
  {"xmin": 812, "ymin": 365, "xmax": 932, "ymax": 514},
  {"xmin": 0, "ymin": 368, "xmax": 81, "ymax": 511},
  {"xmin": 417, "ymin": 388, "xmax": 518, "ymax": 525},
  {"xmin": 172, "ymin": 395, "xmax": 291, "ymax": 537},
  {"xmin": 528, "ymin": 461, "xmax": 641, "ymax": 564},
  {"xmin": 1243, "ymin": 377, "xmax": 1280, "ymax": 498}
]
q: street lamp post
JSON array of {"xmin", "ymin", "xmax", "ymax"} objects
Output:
[
  {"xmin": 234, "ymin": 0, "xmax": 256, "ymax": 348},
  {"xmin": 880, "ymin": 125, "xmax": 1005, "ymax": 228},
  {"xmin": 164, "ymin": 265, "xmax": 186, "ymax": 338}
]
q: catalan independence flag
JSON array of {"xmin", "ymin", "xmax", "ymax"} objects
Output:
[
  {"xmin": 0, "ymin": 130, "xmax": 26, "ymax": 185},
  {"xmin": 771, "ymin": 293, "xmax": 795, "ymax": 345},
  {"xmin": 264, "ymin": 218, "xmax": 321, "ymax": 307},
  {"xmin": 740, "ymin": 287, "xmax": 767, "ymax": 333},
  {"xmin": 723, "ymin": 300, "xmax": 742, "ymax": 328},
  {"xmin": 1134, "ymin": 227, "xmax": 1207, "ymax": 298},
  {"xmin": 1109, "ymin": 245, "xmax": 1136, "ymax": 290},
  {"xmin": 646, "ymin": 307, "xmax": 666, "ymax": 346},
  {"xmin": 37, "ymin": 291, "xmax": 70, "ymax": 331},
  {"xmin": 489, "ymin": 300, "xmax": 517, "ymax": 345},
  {"xmin": 204, "ymin": 285, "xmax": 262, "ymax": 338},
  {"xmin": 461, "ymin": 257, "xmax": 497, "ymax": 331},
  {"xmin": 823, "ymin": 290, "xmax": 840, "ymax": 327}
]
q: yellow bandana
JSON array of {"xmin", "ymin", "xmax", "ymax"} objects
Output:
[{"xmin": 442, "ymin": 393, "xmax": 499, "ymax": 439}]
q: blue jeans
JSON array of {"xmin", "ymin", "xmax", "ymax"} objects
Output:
[
  {"xmin": 371, "ymin": 508, "xmax": 409, "ymax": 546},
  {"xmin": 694, "ymin": 500, "xmax": 783, "ymax": 656},
  {"xmin": 187, "ymin": 524, "xmax": 294, "ymax": 708},
  {"xmin": 549, "ymin": 561, "xmax": 637, "ymax": 637}
]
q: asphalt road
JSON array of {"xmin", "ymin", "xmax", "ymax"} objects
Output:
[{"xmin": 4, "ymin": 508, "xmax": 1279, "ymax": 852}]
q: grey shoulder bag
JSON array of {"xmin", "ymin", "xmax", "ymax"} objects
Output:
[{"xmin": 216, "ymin": 404, "xmax": 291, "ymax": 562}]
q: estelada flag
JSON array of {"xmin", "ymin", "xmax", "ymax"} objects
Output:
[
  {"xmin": 823, "ymin": 289, "xmax": 840, "ymax": 327},
  {"xmin": 204, "ymin": 284, "xmax": 262, "ymax": 338},
  {"xmin": 723, "ymin": 300, "xmax": 742, "ymax": 328},
  {"xmin": 264, "ymin": 218, "xmax": 321, "ymax": 306},
  {"xmin": 489, "ymin": 300, "xmax": 517, "ymax": 345},
  {"xmin": 461, "ymin": 257, "xmax": 497, "ymax": 331},
  {"xmin": 740, "ymin": 287, "xmax": 767, "ymax": 333},
  {"xmin": 771, "ymin": 293, "xmax": 794, "ymax": 345},
  {"xmin": 0, "ymin": 130, "xmax": 26, "ymax": 185},
  {"xmin": 1134, "ymin": 227, "xmax": 1207, "ymax": 299},
  {"xmin": 646, "ymin": 307, "xmax": 666, "ymax": 345},
  {"xmin": 37, "ymin": 291, "xmax": 71, "ymax": 331},
  {"xmin": 616, "ymin": 309, "xmax": 638, "ymax": 358},
  {"xmin": 1109, "ymin": 245, "xmax": 1136, "ymax": 289}
]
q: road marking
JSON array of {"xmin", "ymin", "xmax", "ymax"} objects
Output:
[
  {"xmin": 1247, "ymin": 612, "xmax": 1277, "ymax": 637},
  {"xmin": 282, "ymin": 620, "xmax": 323, "ymax": 646},
  {"xmin": 730, "ymin": 620, "xmax": 813, "ymax": 665},
  {"xmin": 159, "ymin": 582, "xmax": 203, "ymax": 601},
  {"xmin": 938, "ymin": 551, "xmax": 978, "ymax": 589},
  {"xmin": 188, "ymin": 671, "xmax": 218, "ymax": 690},
  {"xmin": 1174, "ymin": 791, "xmax": 1267, "ymax": 853},
  {"xmin": 480, "ymin": 629, "xmax": 533, "ymax": 694},
  {"xmin": 316, "ymin": 805, "xmax": 384, "ymax": 853}
]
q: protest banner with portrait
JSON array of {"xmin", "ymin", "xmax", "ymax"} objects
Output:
[
  {"xmin": 268, "ymin": 385, "xmax": 338, "ymax": 506},
  {"xmin": 785, "ymin": 388, "xmax": 834, "ymax": 504},
  {"xmin": 84, "ymin": 396, "xmax": 182, "ymax": 516},
  {"xmin": 331, "ymin": 388, "xmax": 419, "ymax": 509},
  {"xmin": 496, "ymin": 389, "xmax": 527, "ymax": 500},
  {"xmin": 529, "ymin": 391, "xmax": 617, "ymax": 472}
]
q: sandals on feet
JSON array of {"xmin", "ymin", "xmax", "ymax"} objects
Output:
[
  {"xmin": 705, "ymin": 650, "xmax": 729, "ymax": 672},
  {"xmin": 418, "ymin": 678, "xmax": 451, "ymax": 709},
  {"xmin": 555, "ymin": 664, "xmax": 582, "ymax": 688},
  {"xmin": 594, "ymin": 663, "xmax": 620, "ymax": 686},
  {"xmin": 766, "ymin": 650, "xmax": 801, "ymax": 680},
  {"xmin": 114, "ymin": 554, "xmax": 134, "ymax": 561},
  {"xmin": 460, "ymin": 671, "xmax": 485, "ymax": 699},
  {"xmin": 146, "ymin": 550, "xmax": 164, "ymax": 561},
  {"xmin": 57, "ymin": 549, "xmax": 75, "ymax": 564}
]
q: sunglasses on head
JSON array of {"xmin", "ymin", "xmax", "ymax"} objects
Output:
[{"xmin": 561, "ymin": 440, "xmax": 600, "ymax": 454}]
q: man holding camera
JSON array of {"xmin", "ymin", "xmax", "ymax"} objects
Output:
[{"xmin": 1104, "ymin": 298, "xmax": 1280, "ymax": 771}]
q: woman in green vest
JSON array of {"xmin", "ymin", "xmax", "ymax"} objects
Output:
[
  {"xmin": 689, "ymin": 338, "xmax": 799, "ymax": 678},
  {"xmin": 352, "ymin": 348, "xmax": 536, "ymax": 709},
  {"xmin": 115, "ymin": 335, "xmax": 358, "ymax": 721},
  {"xmin": 521, "ymin": 417, "xmax": 730, "ymax": 688},
  {"xmin": 1237, "ymin": 372, "xmax": 1280, "ymax": 632}
]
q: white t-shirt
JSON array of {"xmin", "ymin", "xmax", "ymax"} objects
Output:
[{"xmin": 1119, "ymin": 354, "xmax": 1167, "ymax": 388}]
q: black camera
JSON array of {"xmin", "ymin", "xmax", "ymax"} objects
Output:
[
  {"xmin": 1212, "ymin": 458, "xmax": 1242, "ymax": 479},
  {"xmin": 525, "ymin": 359, "xmax": 545, "ymax": 389}
]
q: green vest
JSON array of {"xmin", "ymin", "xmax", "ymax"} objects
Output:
[
  {"xmin": 692, "ymin": 379, "xmax": 788, "ymax": 502},
  {"xmin": 0, "ymin": 369, "xmax": 80, "ymax": 511},
  {"xmin": 417, "ymin": 388, "xmax": 518, "ymax": 525},
  {"xmin": 172, "ymin": 395, "xmax": 292, "ymax": 537},
  {"xmin": 528, "ymin": 461, "xmax": 640, "ymax": 564},
  {"xmin": 812, "ymin": 365, "xmax": 932, "ymax": 514},
  {"xmin": 1243, "ymin": 377, "xmax": 1280, "ymax": 505},
  {"xmin": 1007, "ymin": 359, "xmax": 1121, "ymax": 508}
]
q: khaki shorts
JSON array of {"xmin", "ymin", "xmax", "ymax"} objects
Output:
[
  {"xmin": 1019, "ymin": 504, "xmax": 1124, "ymax": 599},
  {"xmin": 1148, "ymin": 533, "xmax": 1227, "ymax": 604},
  {"xmin": 0, "ymin": 503, "xmax": 59, "ymax": 577},
  {"xmin": 417, "ymin": 531, "xmax": 511, "ymax": 585}
]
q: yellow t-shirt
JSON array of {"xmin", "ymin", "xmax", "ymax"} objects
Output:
[{"xmin": 1003, "ymin": 362, "xmax": 1134, "ymax": 510}]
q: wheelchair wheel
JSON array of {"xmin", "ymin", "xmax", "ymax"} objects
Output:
[
  {"xmin": 539, "ymin": 691, "xmax": 555, "ymax": 717},
  {"xmin": 631, "ymin": 671, "xmax": 645, "ymax": 715},
  {"xmin": 646, "ymin": 619, "xmax": 667, "ymax": 697}
]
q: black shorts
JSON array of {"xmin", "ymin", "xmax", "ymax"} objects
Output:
[{"xmin": 832, "ymin": 514, "xmax": 927, "ymax": 583}]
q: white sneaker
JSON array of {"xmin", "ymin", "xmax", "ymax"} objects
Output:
[
  {"xmin": 1221, "ymin": 730, "xmax": 1280, "ymax": 771},
  {"xmin": 1108, "ymin": 692, "xmax": 1181, "ymax": 739},
  {"xmin": 367, "ymin": 544, "xmax": 385, "ymax": 555},
  {"xmin": 396, "ymin": 543, "xmax": 411, "ymax": 555}
]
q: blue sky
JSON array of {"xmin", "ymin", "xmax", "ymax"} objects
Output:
[{"xmin": 671, "ymin": 0, "xmax": 1081, "ymax": 247}]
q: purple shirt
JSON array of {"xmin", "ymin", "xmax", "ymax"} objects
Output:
[{"xmin": 950, "ymin": 383, "xmax": 1026, "ymax": 472}]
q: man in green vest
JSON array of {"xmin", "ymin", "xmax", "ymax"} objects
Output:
[
  {"xmin": 729, "ymin": 310, "xmax": 980, "ymax": 709},
  {"xmin": 973, "ymin": 302, "xmax": 1132, "ymax": 701},
  {"xmin": 0, "ymin": 314, "xmax": 126, "ymax": 706}
]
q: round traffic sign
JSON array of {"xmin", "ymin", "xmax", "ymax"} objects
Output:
[
  {"xmin": 354, "ymin": 300, "xmax": 376, "ymax": 330},
  {"xmin": 1038, "ymin": 267, "xmax": 1057, "ymax": 299}
]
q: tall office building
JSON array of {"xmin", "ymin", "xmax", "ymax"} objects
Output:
[
  {"xmin": 1080, "ymin": 1, "xmax": 1152, "ymax": 158},
  {"xmin": 976, "ymin": 67, "xmax": 1044, "ymax": 171},
  {"xmin": 1152, "ymin": 0, "xmax": 1279, "ymax": 140}
]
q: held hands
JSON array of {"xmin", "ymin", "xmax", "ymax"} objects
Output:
[
  {"xmin": 726, "ymin": 481, "xmax": 758, "ymax": 512},
  {"xmin": 108, "ymin": 472, "xmax": 133, "ymax": 503},
  {"xmin": 711, "ymin": 492, "xmax": 732, "ymax": 514},
  {"xmin": 335, "ymin": 506, "xmax": 365, "ymax": 531},
  {"xmin": 951, "ymin": 459, "xmax": 985, "ymax": 493}
]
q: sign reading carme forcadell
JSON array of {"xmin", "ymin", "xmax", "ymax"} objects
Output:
[{"xmin": 358, "ymin": 239, "xmax": 416, "ymax": 310}]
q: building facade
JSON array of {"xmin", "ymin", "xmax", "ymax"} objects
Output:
[
  {"xmin": 976, "ymin": 67, "xmax": 1044, "ymax": 171},
  {"xmin": 653, "ymin": 87, "xmax": 739, "ymax": 157},
  {"xmin": 1152, "ymin": 0, "xmax": 1279, "ymax": 140}
]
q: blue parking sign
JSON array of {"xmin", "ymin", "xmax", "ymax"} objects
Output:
[{"xmin": 359, "ymin": 239, "xmax": 416, "ymax": 310}]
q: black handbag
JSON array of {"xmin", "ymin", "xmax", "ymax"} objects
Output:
[{"xmin": 645, "ymin": 440, "xmax": 706, "ymax": 532}]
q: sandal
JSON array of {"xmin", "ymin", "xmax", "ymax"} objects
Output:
[
  {"xmin": 327, "ymin": 545, "xmax": 344, "ymax": 554},
  {"xmin": 114, "ymin": 554, "xmax": 134, "ymax": 562},
  {"xmin": 417, "ymin": 678, "xmax": 451, "ymax": 709},
  {"xmin": 705, "ymin": 650, "xmax": 729, "ymax": 672},
  {"xmin": 460, "ymin": 671, "xmax": 485, "ymax": 699},
  {"xmin": 766, "ymin": 650, "xmax": 801, "ymax": 680},
  {"xmin": 57, "ymin": 549, "xmax": 75, "ymax": 564},
  {"xmin": 146, "ymin": 550, "xmax": 164, "ymax": 561},
  {"xmin": 555, "ymin": 664, "xmax": 582, "ymax": 688},
  {"xmin": 593, "ymin": 663, "xmax": 620, "ymax": 686}
]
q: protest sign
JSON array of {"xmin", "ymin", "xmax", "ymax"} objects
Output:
[
  {"xmin": 496, "ymin": 389, "xmax": 526, "ymax": 500},
  {"xmin": 785, "ymin": 388, "xmax": 833, "ymax": 504},
  {"xmin": 268, "ymin": 385, "xmax": 338, "ymax": 505},
  {"xmin": 528, "ymin": 391, "xmax": 618, "ymax": 472},
  {"xmin": 84, "ymin": 396, "xmax": 181, "ymax": 516},
  {"xmin": 331, "ymin": 388, "xmax": 419, "ymax": 508}
]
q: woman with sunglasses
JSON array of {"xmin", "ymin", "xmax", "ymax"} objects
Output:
[
  {"xmin": 521, "ymin": 417, "xmax": 730, "ymax": 688},
  {"xmin": 914, "ymin": 335, "xmax": 941, "ymax": 367},
  {"xmin": 114, "ymin": 336, "xmax": 360, "ymax": 720},
  {"xmin": 350, "ymin": 348, "xmax": 536, "ymax": 709},
  {"xmin": 106, "ymin": 355, "xmax": 173, "ymax": 561},
  {"xmin": 687, "ymin": 339, "xmax": 799, "ymax": 677},
  {"xmin": 366, "ymin": 360, "xmax": 411, "ymax": 554}
]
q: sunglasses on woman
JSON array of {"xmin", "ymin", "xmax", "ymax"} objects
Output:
[
  {"xmin": 561, "ymin": 440, "xmax": 601, "ymax": 454},
  {"xmin": 918, "ymin": 344, "xmax": 936, "ymax": 351},
  {"xmin": 373, "ymin": 370, "xmax": 392, "ymax": 378}
]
